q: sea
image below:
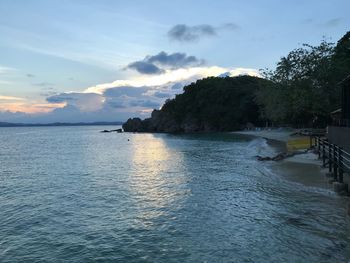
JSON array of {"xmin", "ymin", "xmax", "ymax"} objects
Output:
[{"xmin": 1, "ymin": 126, "xmax": 350, "ymax": 262}]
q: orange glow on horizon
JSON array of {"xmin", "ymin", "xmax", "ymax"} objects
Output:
[{"xmin": 0, "ymin": 102, "xmax": 66, "ymax": 114}]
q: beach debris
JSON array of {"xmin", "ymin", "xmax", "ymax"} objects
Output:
[{"xmin": 256, "ymin": 149, "xmax": 309, "ymax": 161}]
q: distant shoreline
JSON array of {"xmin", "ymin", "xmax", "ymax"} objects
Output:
[{"xmin": 0, "ymin": 122, "xmax": 123, "ymax": 127}]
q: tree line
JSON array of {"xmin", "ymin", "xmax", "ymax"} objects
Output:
[{"xmin": 255, "ymin": 31, "xmax": 350, "ymax": 127}]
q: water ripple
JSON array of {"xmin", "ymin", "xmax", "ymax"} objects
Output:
[{"xmin": 1, "ymin": 127, "xmax": 350, "ymax": 262}]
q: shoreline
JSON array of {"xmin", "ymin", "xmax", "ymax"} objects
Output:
[{"xmin": 233, "ymin": 129, "xmax": 331, "ymax": 190}]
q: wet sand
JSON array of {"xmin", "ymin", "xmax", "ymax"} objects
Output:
[{"xmin": 234, "ymin": 129, "xmax": 330, "ymax": 189}]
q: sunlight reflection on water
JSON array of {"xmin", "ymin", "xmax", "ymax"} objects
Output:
[{"xmin": 1, "ymin": 126, "xmax": 350, "ymax": 262}]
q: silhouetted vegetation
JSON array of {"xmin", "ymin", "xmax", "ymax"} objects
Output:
[
  {"xmin": 123, "ymin": 76, "xmax": 271, "ymax": 132},
  {"xmin": 256, "ymin": 31, "xmax": 350, "ymax": 127}
]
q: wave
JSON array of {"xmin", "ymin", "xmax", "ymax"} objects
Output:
[{"xmin": 247, "ymin": 137, "xmax": 277, "ymax": 157}]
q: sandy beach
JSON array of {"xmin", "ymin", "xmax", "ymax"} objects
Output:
[{"xmin": 233, "ymin": 129, "xmax": 331, "ymax": 189}]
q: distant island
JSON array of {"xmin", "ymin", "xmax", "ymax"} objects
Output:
[
  {"xmin": 123, "ymin": 31, "xmax": 350, "ymax": 133},
  {"xmin": 0, "ymin": 121, "xmax": 123, "ymax": 127}
]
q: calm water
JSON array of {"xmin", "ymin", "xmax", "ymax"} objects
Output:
[{"xmin": 1, "ymin": 126, "xmax": 350, "ymax": 262}]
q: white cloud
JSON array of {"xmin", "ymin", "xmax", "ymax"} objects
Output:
[
  {"xmin": 1, "ymin": 66, "xmax": 260, "ymax": 123},
  {"xmin": 0, "ymin": 65, "xmax": 16, "ymax": 75},
  {"xmin": 85, "ymin": 66, "xmax": 259, "ymax": 94}
]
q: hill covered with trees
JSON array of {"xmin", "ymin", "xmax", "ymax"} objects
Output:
[{"xmin": 123, "ymin": 76, "xmax": 271, "ymax": 132}]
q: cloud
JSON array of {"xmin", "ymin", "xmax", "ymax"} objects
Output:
[
  {"xmin": 127, "ymin": 61, "xmax": 164, "ymax": 75},
  {"xmin": 153, "ymin": 91, "xmax": 171, "ymax": 98},
  {"xmin": 220, "ymin": 23, "xmax": 240, "ymax": 30},
  {"xmin": 0, "ymin": 95, "xmax": 26, "ymax": 101},
  {"xmin": 129, "ymin": 99, "xmax": 161, "ymax": 108},
  {"xmin": 0, "ymin": 66, "xmax": 16, "ymax": 75},
  {"xmin": 0, "ymin": 102, "xmax": 64, "ymax": 114},
  {"xmin": 103, "ymin": 86, "xmax": 148, "ymax": 98},
  {"xmin": 34, "ymin": 82, "xmax": 54, "ymax": 87},
  {"xmin": 26, "ymin": 74, "xmax": 35, "ymax": 78},
  {"xmin": 46, "ymin": 92, "xmax": 104, "ymax": 112},
  {"xmin": 302, "ymin": 18, "xmax": 342, "ymax": 27},
  {"xmin": 103, "ymin": 87, "xmax": 151, "ymax": 109},
  {"xmin": 146, "ymin": 52, "xmax": 204, "ymax": 68},
  {"xmin": 1, "ymin": 66, "xmax": 260, "ymax": 123},
  {"xmin": 324, "ymin": 18, "xmax": 341, "ymax": 27},
  {"xmin": 105, "ymin": 96, "xmax": 128, "ymax": 109},
  {"xmin": 168, "ymin": 24, "xmax": 216, "ymax": 42},
  {"xmin": 170, "ymin": 82, "xmax": 183, "ymax": 90},
  {"xmin": 126, "ymin": 51, "xmax": 204, "ymax": 74},
  {"xmin": 168, "ymin": 23, "xmax": 239, "ymax": 42}
]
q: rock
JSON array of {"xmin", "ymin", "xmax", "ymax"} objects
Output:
[
  {"xmin": 122, "ymin": 118, "xmax": 144, "ymax": 132},
  {"xmin": 114, "ymin": 128, "xmax": 123, "ymax": 133},
  {"xmin": 101, "ymin": 128, "xmax": 123, "ymax": 133}
]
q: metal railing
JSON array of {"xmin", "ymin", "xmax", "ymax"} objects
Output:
[{"xmin": 313, "ymin": 137, "xmax": 350, "ymax": 183}]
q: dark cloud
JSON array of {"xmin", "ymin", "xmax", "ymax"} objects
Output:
[
  {"xmin": 102, "ymin": 86, "xmax": 162, "ymax": 109},
  {"xmin": 103, "ymin": 86, "xmax": 148, "ymax": 97},
  {"xmin": 126, "ymin": 52, "xmax": 204, "ymax": 74},
  {"xmin": 153, "ymin": 91, "xmax": 171, "ymax": 98},
  {"xmin": 46, "ymin": 94, "xmax": 77, "ymax": 103},
  {"xmin": 129, "ymin": 99, "xmax": 161, "ymax": 108},
  {"xmin": 146, "ymin": 52, "xmax": 204, "ymax": 68},
  {"xmin": 46, "ymin": 92, "xmax": 102, "ymax": 104},
  {"xmin": 40, "ymin": 91, "xmax": 57, "ymax": 97},
  {"xmin": 46, "ymin": 92, "xmax": 104, "ymax": 112},
  {"xmin": 170, "ymin": 82, "xmax": 183, "ymax": 90},
  {"xmin": 106, "ymin": 99, "xmax": 127, "ymax": 109},
  {"xmin": 127, "ymin": 61, "xmax": 164, "ymax": 75},
  {"xmin": 168, "ymin": 23, "xmax": 238, "ymax": 42},
  {"xmin": 168, "ymin": 24, "xmax": 216, "ymax": 42}
]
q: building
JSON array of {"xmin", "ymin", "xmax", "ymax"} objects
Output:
[{"xmin": 327, "ymin": 75, "xmax": 350, "ymax": 152}]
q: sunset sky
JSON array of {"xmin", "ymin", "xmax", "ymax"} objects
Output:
[{"xmin": 0, "ymin": 0, "xmax": 349, "ymax": 123}]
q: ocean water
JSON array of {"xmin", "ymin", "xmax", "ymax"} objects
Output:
[{"xmin": 1, "ymin": 126, "xmax": 350, "ymax": 262}]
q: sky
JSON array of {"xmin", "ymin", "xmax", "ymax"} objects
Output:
[{"xmin": 0, "ymin": 0, "xmax": 349, "ymax": 123}]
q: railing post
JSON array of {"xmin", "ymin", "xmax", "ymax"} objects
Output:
[
  {"xmin": 333, "ymin": 144, "xmax": 338, "ymax": 181},
  {"xmin": 317, "ymin": 137, "xmax": 321, "ymax": 159},
  {"xmin": 322, "ymin": 140, "xmax": 326, "ymax": 167},
  {"xmin": 328, "ymin": 142, "xmax": 332, "ymax": 173},
  {"xmin": 338, "ymin": 147, "xmax": 343, "ymax": 183}
]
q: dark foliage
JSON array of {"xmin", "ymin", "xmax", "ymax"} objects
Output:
[
  {"xmin": 256, "ymin": 31, "xmax": 350, "ymax": 127},
  {"xmin": 123, "ymin": 76, "xmax": 271, "ymax": 132}
]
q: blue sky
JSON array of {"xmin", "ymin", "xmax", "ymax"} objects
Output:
[{"xmin": 0, "ymin": 0, "xmax": 349, "ymax": 123}]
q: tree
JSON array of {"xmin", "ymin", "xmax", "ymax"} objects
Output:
[{"xmin": 256, "ymin": 32, "xmax": 350, "ymax": 127}]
